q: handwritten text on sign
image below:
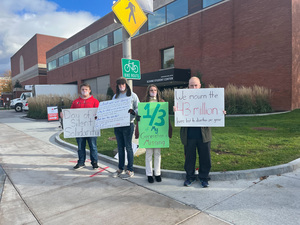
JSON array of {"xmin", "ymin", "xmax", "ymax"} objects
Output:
[
  {"xmin": 95, "ymin": 98, "xmax": 131, "ymax": 130},
  {"xmin": 174, "ymin": 88, "xmax": 225, "ymax": 127},
  {"xmin": 62, "ymin": 108, "xmax": 100, "ymax": 138},
  {"xmin": 138, "ymin": 102, "xmax": 169, "ymax": 148}
]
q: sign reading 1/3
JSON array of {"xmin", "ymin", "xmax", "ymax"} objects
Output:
[
  {"xmin": 121, "ymin": 58, "xmax": 141, "ymax": 80},
  {"xmin": 138, "ymin": 102, "xmax": 169, "ymax": 148}
]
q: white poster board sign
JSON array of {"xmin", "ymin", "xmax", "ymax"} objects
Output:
[
  {"xmin": 174, "ymin": 88, "xmax": 225, "ymax": 127},
  {"xmin": 62, "ymin": 108, "xmax": 100, "ymax": 138},
  {"xmin": 95, "ymin": 98, "xmax": 131, "ymax": 130},
  {"xmin": 137, "ymin": 0, "xmax": 153, "ymax": 13}
]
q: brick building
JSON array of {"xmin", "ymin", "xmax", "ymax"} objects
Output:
[
  {"xmin": 12, "ymin": 0, "xmax": 300, "ymax": 111},
  {"xmin": 10, "ymin": 34, "xmax": 66, "ymax": 86}
]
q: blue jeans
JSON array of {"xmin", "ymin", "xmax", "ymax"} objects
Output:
[
  {"xmin": 76, "ymin": 137, "xmax": 98, "ymax": 165},
  {"xmin": 114, "ymin": 123, "xmax": 134, "ymax": 171}
]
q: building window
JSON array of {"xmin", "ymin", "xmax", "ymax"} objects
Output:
[
  {"xmin": 203, "ymin": 0, "xmax": 223, "ymax": 8},
  {"xmin": 48, "ymin": 60, "xmax": 57, "ymax": 71},
  {"xmin": 162, "ymin": 47, "xmax": 174, "ymax": 69},
  {"xmin": 59, "ymin": 56, "xmax": 64, "ymax": 66},
  {"xmin": 99, "ymin": 35, "xmax": 108, "ymax": 50},
  {"xmin": 63, "ymin": 54, "xmax": 69, "ymax": 64},
  {"xmin": 148, "ymin": 7, "xmax": 166, "ymax": 30},
  {"xmin": 113, "ymin": 28, "xmax": 122, "ymax": 44},
  {"xmin": 90, "ymin": 39, "xmax": 98, "ymax": 54},
  {"xmin": 72, "ymin": 49, "xmax": 79, "ymax": 61},
  {"xmin": 167, "ymin": 0, "xmax": 188, "ymax": 23},
  {"xmin": 78, "ymin": 46, "xmax": 86, "ymax": 58},
  {"xmin": 59, "ymin": 54, "xmax": 69, "ymax": 66}
]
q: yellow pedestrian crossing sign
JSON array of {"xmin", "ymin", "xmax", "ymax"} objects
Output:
[{"xmin": 112, "ymin": 0, "xmax": 148, "ymax": 37}]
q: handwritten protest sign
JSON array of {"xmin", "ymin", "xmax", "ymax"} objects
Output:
[
  {"xmin": 95, "ymin": 98, "xmax": 131, "ymax": 130},
  {"xmin": 138, "ymin": 102, "xmax": 169, "ymax": 148},
  {"xmin": 62, "ymin": 108, "xmax": 100, "ymax": 138},
  {"xmin": 174, "ymin": 88, "xmax": 225, "ymax": 127}
]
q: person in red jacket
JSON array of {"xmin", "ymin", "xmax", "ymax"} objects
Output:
[{"xmin": 71, "ymin": 83, "xmax": 100, "ymax": 170}]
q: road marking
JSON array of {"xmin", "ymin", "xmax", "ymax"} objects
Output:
[{"xmin": 90, "ymin": 167, "xmax": 109, "ymax": 177}]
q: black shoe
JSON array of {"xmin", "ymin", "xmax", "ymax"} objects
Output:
[
  {"xmin": 73, "ymin": 163, "xmax": 85, "ymax": 170},
  {"xmin": 155, "ymin": 175, "xmax": 162, "ymax": 182},
  {"xmin": 92, "ymin": 162, "xmax": 99, "ymax": 170},
  {"xmin": 184, "ymin": 179, "xmax": 195, "ymax": 187},
  {"xmin": 200, "ymin": 180, "xmax": 209, "ymax": 188},
  {"xmin": 147, "ymin": 176, "xmax": 154, "ymax": 183}
]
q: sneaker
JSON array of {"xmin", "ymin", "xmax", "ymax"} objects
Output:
[
  {"xmin": 148, "ymin": 176, "xmax": 154, "ymax": 183},
  {"xmin": 200, "ymin": 180, "xmax": 209, "ymax": 188},
  {"xmin": 112, "ymin": 169, "xmax": 124, "ymax": 178},
  {"xmin": 73, "ymin": 163, "xmax": 85, "ymax": 170},
  {"xmin": 184, "ymin": 179, "xmax": 195, "ymax": 187},
  {"xmin": 121, "ymin": 170, "xmax": 134, "ymax": 179},
  {"xmin": 155, "ymin": 175, "xmax": 162, "ymax": 182},
  {"xmin": 92, "ymin": 162, "xmax": 99, "ymax": 170}
]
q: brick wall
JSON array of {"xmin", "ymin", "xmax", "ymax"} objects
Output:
[{"xmin": 46, "ymin": 0, "xmax": 297, "ymax": 111}]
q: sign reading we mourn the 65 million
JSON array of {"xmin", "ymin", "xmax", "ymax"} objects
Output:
[
  {"xmin": 138, "ymin": 102, "xmax": 169, "ymax": 148},
  {"xmin": 174, "ymin": 88, "xmax": 225, "ymax": 127}
]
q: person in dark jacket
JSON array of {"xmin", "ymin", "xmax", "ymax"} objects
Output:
[{"xmin": 175, "ymin": 77, "xmax": 213, "ymax": 188}]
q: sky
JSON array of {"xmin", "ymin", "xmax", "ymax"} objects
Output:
[{"xmin": 0, "ymin": 0, "xmax": 114, "ymax": 76}]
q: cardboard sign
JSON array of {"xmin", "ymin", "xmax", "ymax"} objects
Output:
[
  {"xmin": 95, "ymin": 98, "xmax": 131, "ymax": 130},
  {"xmin": 138, "ymin": 102, "xmax": 169, "ymax": 148},
  {"xmin": 174, "ymin": 88, "xmax": 225, "ymax": 127},
  {"xmin": 47, "ymin": 106, "xmax": 59, "ymax": 121},
  {"xmin": 62, "ymin": 108, "xmax": 100, "ymax": 138}
]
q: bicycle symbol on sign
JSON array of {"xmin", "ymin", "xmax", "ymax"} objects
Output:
[{"xmin": 124, "ymin": 61, "xmax": 139, "ymax": 73}]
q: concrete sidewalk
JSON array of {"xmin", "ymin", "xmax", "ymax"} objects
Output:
[
  {"xmin": 0, "ymin": 111, "xmax": 228, "ymax": 225},
  {"xmin": 0, "ymin": 110, "xmax": 300, "ymax": 225}
]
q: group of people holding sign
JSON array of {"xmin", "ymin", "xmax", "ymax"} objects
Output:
[{"xmin": 62, "ymin": 76, "xmax": 225, "ymax": 188}]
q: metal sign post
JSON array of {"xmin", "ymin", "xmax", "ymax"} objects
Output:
[
  {"xmin": 122, "ymin": 27, "xmax": 133, "ymax": 90},
  {"xmin": 112, "ymin": 0, "xmax": 149, "ymax": 90}
]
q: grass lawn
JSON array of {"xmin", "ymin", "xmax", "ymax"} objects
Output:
[{"xmin": 60, "ymin": 109, "xmax": 300, "ymax": 172}]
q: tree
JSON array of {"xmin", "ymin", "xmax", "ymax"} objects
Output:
[
  {"xmin": 0, "ymin": 70, "xmax": 12, "ymax": 93},
  {"xmin": 3, "ymin": 70, "xmax": 11, "ymax": 78},
  {"xmin": 2, "ymin": 80, "xmax": 12, "ymax": 92},
  {"xmin": 106, "ymin": 86, "xmax": 114, "ymax": 100},
  {"xmin": 14, "ymin": 79, "xmax": 22, "ymax": 88}
]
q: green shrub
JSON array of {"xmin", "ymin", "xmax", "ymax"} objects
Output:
[
  {"xmin": 225, "ymin": 84, "xmax": 272, "ymax": 114},
  {"xmin": 27, "ymin": 94, "xmax": 110, "ymax": 119},
  {"xmin": 162, "ymin": 88, "xmax": 174, "ymax": 115},
  {"xmin": 106, "ymin": 86, "xmax": 114, "ymax": 100},
  {"xmin": 27, "ymin": 95, "xmax": 73, "ymax": 119}
]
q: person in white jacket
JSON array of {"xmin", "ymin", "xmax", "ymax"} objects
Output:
[{"xmin": 135, "ymin": 84, "xmax": 172, "ymax": 183}]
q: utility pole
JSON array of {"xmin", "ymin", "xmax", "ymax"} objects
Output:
[{"xmin": 122, "ymin": 27, "xmax": 133, "ymax": 90}]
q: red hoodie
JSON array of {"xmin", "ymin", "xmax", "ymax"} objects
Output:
[{"xmin": 71, "ymin": 96, "xmax": 99, "ymax": 109}]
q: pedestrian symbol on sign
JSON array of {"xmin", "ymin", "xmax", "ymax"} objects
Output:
[{"xmin": 126, "ymin": 0, "xmax": 136, "ymax": 24}]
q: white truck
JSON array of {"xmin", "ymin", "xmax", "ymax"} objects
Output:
[{"xmin": 10, "ymin": 84, "xmax": 78, "ymax": 112}]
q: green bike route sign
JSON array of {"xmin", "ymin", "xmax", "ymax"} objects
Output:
[{"xmin": 121, "ymin": 58, "xmax": 141, "ymax": 80}]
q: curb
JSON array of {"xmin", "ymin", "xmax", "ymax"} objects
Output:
[
  {"xmin": 0, "ymin": 165, "xmax": 6, "ymax": 202},
  {"xmin": 55, "ymin": 132, "xmax": 300, "ymax": 181}
]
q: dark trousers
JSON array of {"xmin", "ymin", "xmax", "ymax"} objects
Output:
[
  {"xmin": 184, "ymin": 139, "xmax": 211, "ymax": 181},
  {"xmin": 76, "ymin": 137, "xmax": 98, "ymax": 165},
  {"xmin": 114, "ymin": 123, "xmax": 134, "ymax": 172}
]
